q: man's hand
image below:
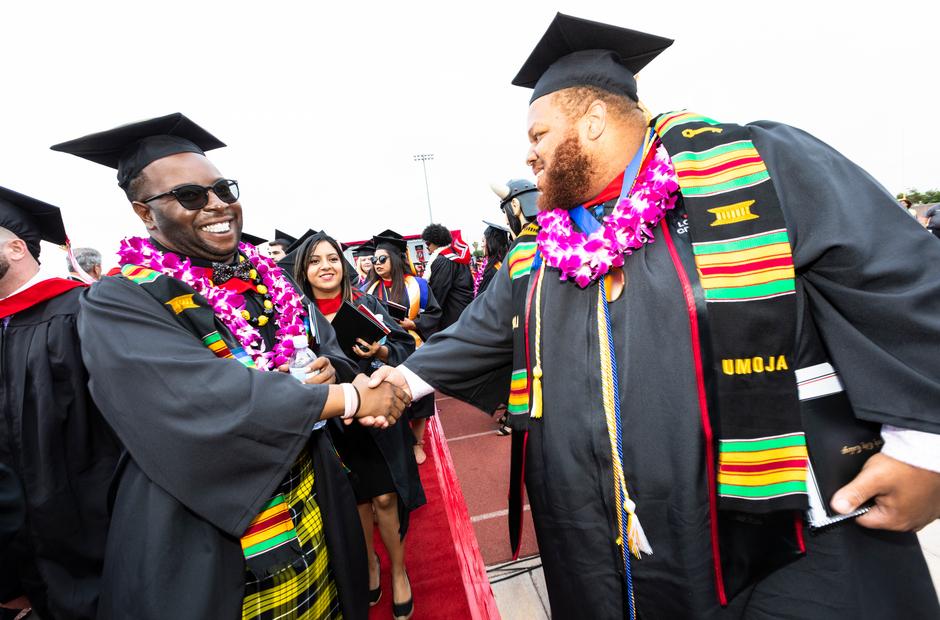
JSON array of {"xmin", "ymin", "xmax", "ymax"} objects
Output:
[
  {"xmin": 368, "ymin": 365, "xmax": 412, "ymax": 398},
  {"xmin": 398, "ymin": 318, "xmax": 417, "ymax": 331},
  {"xmin": 277, "ymin": 357, "xmax": 336, "ymax": 385},
  {"xmin": 831, "ymin": 452, "xmax": 940, "ymax": 531},
  {"xmin": 349, "ymin": 373, "xmax": 411, "ymax": 428}
]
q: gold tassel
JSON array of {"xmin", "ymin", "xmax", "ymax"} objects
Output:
[
  {"xmin": 529, "ymin": 266, "xmax": 546, "ymax": 419},
  {"xmin": 531, "ymin": 365, "xmax": 543, "ymax": 419}
]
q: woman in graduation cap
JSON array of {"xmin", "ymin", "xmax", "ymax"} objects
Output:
[
  {"xmin": 474, "ymin": 222, "xmax": 512, "ymax": 297},
  {"xmin": 365, "ymin": 230, "xmax": 442, "ymax": 466},
  {"xmin": 292, "ymin": 231, "xmax": 425, "ymax": 618}
]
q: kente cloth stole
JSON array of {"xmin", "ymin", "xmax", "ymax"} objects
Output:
[
  {"xmin": 504, "ymin": 223, "xmax": 540, "ymax": 429},
  {"xmin": 654, "ymin": 112, "xmax": 809, "ymax": 514},
  {"xmin": 120, "ymin": 264, "xmax": 306, "ymax": 574}
]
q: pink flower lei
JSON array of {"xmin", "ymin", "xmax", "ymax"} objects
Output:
[
  {"xmin": 472, "ymin": 256, "xmax": 488, "ymax": 296},
  {"xmin": 535, "ymin": 140, "xmax": 680, "ymax": 288},
  {"xmin": 116, "ymin": 237, "xmax": 306, "ymax": 370}
]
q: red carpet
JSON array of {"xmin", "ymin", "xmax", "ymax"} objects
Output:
[{"xmin": 369, "ymin": 416, "xmax": 499, "ymax": 619}]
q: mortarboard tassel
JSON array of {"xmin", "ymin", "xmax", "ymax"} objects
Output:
[{"xmin": 64, "ymin": 238, "xmax": 96, "ymax": 284}]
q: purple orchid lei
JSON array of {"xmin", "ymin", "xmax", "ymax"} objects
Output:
[
  {"xmin": 472, "ymin": 257, "xmax": 488, "ymax": 297},
  {"xmin": 535, "ymin": 140, "xmax": 680, "ymax": 288},
  {"xmin": 116, "ymin": 237, "xmax": 306, "ymax": 370}
]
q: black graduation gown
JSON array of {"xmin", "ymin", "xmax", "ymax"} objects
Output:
[
  {"xmin": 0, "ymin": 286, "xmax": 120, "ymax": 620},
  {"xmin": 405, "ymin": 123, "xmax": 940, "ymax": 619},
  {"xmin": 427, "ymin": 256, "xmax": 473, "ymax": 329},
  {"xmin": 79, "ymin": 274, "xmax": 368, "ymax": 620},
  {"xmin": 329, "ymin": 293, "xmax": 425, "ymax": 534},
  {"xmin": 0, "ymin": 464, "xmax": 22, "ymax": 553}
]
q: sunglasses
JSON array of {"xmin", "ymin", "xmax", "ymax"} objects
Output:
[
  {"xmin": 373, "ymin": 255, "xmax": 390, "ymax": 265},
  {"xmin": 141, "ymin": 179, "xmax": 240, "ymax": 211}
]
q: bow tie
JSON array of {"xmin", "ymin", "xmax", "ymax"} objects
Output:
[{"xmin": 212, "ymin": 261, "xmax": 253, "ymax": 284}]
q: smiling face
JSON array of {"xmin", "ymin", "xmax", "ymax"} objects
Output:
[
  {"xmin": 305, "ymin": 240, "xmax": 344, "ymax": 296},
  {"xmin": 130, "ymin": 152, "xmax": 242, "ymax": 262},
  {"xmin": 373, "ymin": 248, "xmax": 391, "ymax": 279}
]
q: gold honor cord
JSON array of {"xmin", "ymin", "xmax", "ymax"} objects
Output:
[{"xmin": 530, "ymin": 265, "xmax": 547, "ymax": 419}]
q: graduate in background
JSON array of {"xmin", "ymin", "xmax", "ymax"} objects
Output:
[
  {"xmin": 291, "ymin": 231, "xmax": 424, "ymax": 618},
  {"xmin": 352, "ymin": 241, "xmax": 376, "ymax": 289},
  {"xmin": 420, "ymin": 224, "xmax": 473, "ymax": 328},
  {"xmin": 0, "ymin": 188, "xmax": 120, "ymax": 620},
  {"xmin": 474, "ymin": 222, "xmax": 511, "ymax": 297},
  {"xmin": 371, "ymin": 13, "xmax": 940, "ymax": 619},
  {"xmin": 366, "ymin": 230, "xmax": 441, "ymax": 465}
]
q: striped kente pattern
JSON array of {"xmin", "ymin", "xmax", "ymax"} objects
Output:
[
  {"xmin": 654, "ymin": 111, "xmax": 720, "ymax": 136},
  {"xmin": 670, "ymin": 140, "xmax": 770, "ymax": 198},
  {"xmin": 242, "ymin": 495, "xmax": 299, "ymax": 560},
  {"xmin": 692, "ymin": 229, "xmax": 795, "ymax": 302},
  {"xmin": 120, "ymin": 264, "xmax": 160, "ymax": 284},
  {"xmin": 507, "ymin": 369, "xmax": 529, "ymax": 415},
  {"xmin": 242, "ymin": 451, "xmax": 340, "ymax": 620},
  {"xmin": 202, "ymin": 331, "xmax": 257, "ymax": 369},
  {"xmin": 507, "ymin": 242, "xmax": 537, "ymax": 280},
  {"xmin": 717, "ymin": 433, "xmax": 808, "ymax": 500}
]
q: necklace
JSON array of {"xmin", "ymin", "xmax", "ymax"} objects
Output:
[
  {"xmin": 116, "ymin": 237, "xmax": 306, "ymax": 369},
  {"xmin": 535, "ymin": 140, "xmax": 680, "ymax": 288}
]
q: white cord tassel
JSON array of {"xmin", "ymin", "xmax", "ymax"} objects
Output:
[
  {"xmin": 624, "ymin": 497, "xmax": 653, "ymax": 558},
  {"xmin": 65, "ymin": 241, "xmax": 96, "ymax": 284}
]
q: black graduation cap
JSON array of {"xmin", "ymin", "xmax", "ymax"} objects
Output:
[
  {"xmin": 0, "ymin": 186, "xmax": 67, "ymax": 260},
  {"xmin": 285, "ymin": 229, "xmax": 320, "ymax": 255},
  {"xmin": 273, "ymin": 230, "xmax": 297, "ymax": 247},
  {"xmin": 50, "ymin": 113, "xmax": 226, "ymax": 191},
  {"xmin": 240, "ymin": 232, "xmax": 267, "ymax": 247},
  {"xmin": 371, "ymin": 229, "xmax": 407, "ymax": 254},
  {"xmin": 512, "ymin": 13, "xmax": 673, "ymax": 103},
  {"xmin": 352, "ymin": 241, "xmax": 376, "ymax": 258},
  {"xmin": 482, "ymin": 220, "xmax": 511, "ymax": 233}
]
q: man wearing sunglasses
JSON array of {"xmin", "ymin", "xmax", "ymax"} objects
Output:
[{"xmin": 52, "ymin": 113, "xmax": 408, "ymax": 620}]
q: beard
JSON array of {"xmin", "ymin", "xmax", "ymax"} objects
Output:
[
  {"xmin": 0, "ymin": 254, "xmax": 9, "ymax": 283},
  {"xmin": 537, "ymin": 132, "xmax": 597, "ymax": 211}
]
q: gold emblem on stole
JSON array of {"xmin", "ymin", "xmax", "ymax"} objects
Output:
[
  {"xmin": 708, "ymin": 200, "xmax": 759, "ymax": 227},
  {"xmin": 165, "ymin": 294, "xmax": 199, "ymax": 315}
]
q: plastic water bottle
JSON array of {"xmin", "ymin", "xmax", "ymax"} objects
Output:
[{"xmin": 288, "ymin": 335, "xmax": 326, "ymax": 430}]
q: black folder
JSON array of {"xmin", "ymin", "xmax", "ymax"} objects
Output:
[
  {"xmin": 331, "ymin": 301, "xmax": 391, "ymax": 359},
  {"xmin": 384, "ymin": 300, "xmax": 409, "ymax": 321}
]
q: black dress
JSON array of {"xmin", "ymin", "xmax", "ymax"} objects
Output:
[{"xmin": 327, "ymin": 291, "xmax": 425, "ymax": 530}]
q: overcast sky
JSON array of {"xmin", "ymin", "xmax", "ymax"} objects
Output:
[{"xmin": 2, "ymin": 1, "xmax": 938, "ymax": 271}]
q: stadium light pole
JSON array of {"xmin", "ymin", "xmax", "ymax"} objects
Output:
[{"xmin": 413, "ymin": 153, "xmax": 434, "ymax": 222}]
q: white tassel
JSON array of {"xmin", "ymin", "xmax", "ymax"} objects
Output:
[
  {"xmin": 65, "ymin": 240, "xmax": 96, "ymax": 284},
  {"xmin": 624, "ymin": 497, "xmax": 653, "ymax": 558}
]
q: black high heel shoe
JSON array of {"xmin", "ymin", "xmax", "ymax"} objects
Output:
[
  {"xmin": 369, "ymin": 553, "xmax": 382, "ymax": 607},
  {"xmin": 392, "ymin": 571, "xmax": 413, "ymax": 619}
]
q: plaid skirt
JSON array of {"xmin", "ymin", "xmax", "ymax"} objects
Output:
[{"xmin": 242, "ymin": 449, "xmax": 342, "ymax": 620}]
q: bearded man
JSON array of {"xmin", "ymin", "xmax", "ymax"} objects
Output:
[
  {"xmin": 371, "ymin": 13, "xmax": 940, "ymax": 619},
  {"xmin": 52, "ymin": 113, "xmax": 409, "ymax": 620}
]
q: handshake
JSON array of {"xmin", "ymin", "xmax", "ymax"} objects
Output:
[
  {"xmin": 283, "ymin": 358, "xmax": 413, "ymax": 429},
  {"xmin": 345, "ymin": 367, "xmax": 413, "ymax": 429}
]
